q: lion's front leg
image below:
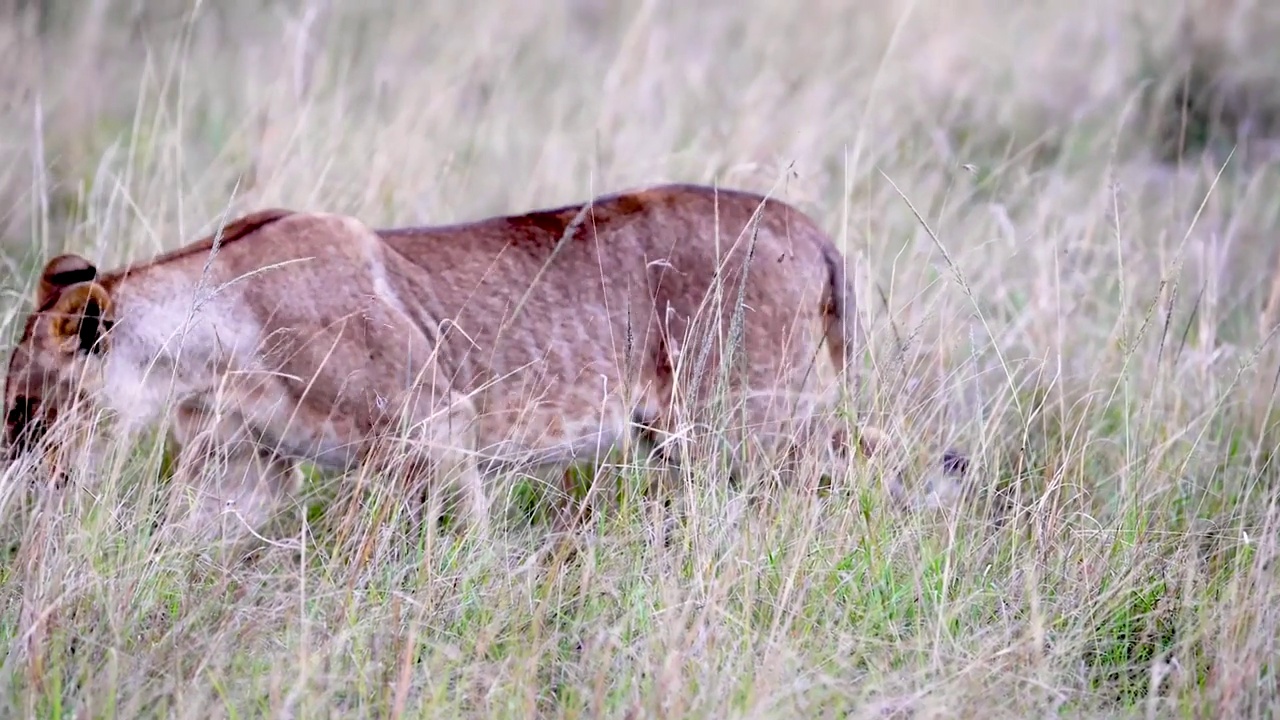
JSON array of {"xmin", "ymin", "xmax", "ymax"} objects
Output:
[{"xmin": 166, "ymin": 404, "xmax": 302, "ymax": 544}]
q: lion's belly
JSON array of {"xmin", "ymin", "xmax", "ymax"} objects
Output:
[
  {"xmin": 466, "ymin": 348, "xmax": 662, "ymax": 471},
  {"xmin": 447, "ymin": 289, "xmax": 663, "ymax": 468}
]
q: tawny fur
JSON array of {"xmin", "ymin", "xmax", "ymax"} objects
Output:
[{"xmin": 2, "ymin": 183, "xmax": 961, "ymax": 541}]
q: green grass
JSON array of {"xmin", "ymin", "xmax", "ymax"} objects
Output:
[{"xmin": 5, "ymin": 0, "xmax": 1280, "ymax": 717}]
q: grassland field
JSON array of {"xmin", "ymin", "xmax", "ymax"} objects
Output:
[{"xmin": 3, "ymin": 0, "xmax": 1280, "ymax": 717}]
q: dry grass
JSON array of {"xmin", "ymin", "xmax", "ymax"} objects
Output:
[{"xmin": 4, "ymin": 0, "xmax": 1280, "ymax": 717}]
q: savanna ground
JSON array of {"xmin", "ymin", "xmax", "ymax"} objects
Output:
[{"xmin": 3, "ymin": 0, "xmax": 1280, "ymax": 717}]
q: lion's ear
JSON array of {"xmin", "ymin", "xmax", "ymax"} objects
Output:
[
  {"xmin": 48, "ymin": 283, "xmax": 114, "ymax": 355},
  {"xmin": 37, "ymin": 254, "xmax": 98, "ymax": 308}
]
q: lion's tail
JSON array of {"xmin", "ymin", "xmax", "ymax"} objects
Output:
[{"xmin": 820, "ymin": 239, "xmax": 862, "ymax": 394}]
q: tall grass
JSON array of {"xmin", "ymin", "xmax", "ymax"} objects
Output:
[{"xmin": 3, "ymin": 0, "xmax": 1280, "ymax": 716}]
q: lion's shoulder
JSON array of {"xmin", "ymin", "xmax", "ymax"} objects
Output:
[{"xmin": 138, "ymin": 208, "xmax": 300, "ymax": 269}]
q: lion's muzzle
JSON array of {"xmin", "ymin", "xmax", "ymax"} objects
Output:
[{"xmin": 4, "ymin": 395, "xmax": 45, "ymax": 460}]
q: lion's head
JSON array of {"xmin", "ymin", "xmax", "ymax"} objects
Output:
[{"xmin": 3, "ymin": 253, "xmax": 116, "ymax": 472}]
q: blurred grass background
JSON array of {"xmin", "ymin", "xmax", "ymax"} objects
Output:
[{"xmin": 4, "ymin": 0, "xmax": 1280, "ymax": 717}]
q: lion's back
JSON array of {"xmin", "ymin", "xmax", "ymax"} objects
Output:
[{"xmin": 376, "ymin": 182, "xmax": 837, "ymax": 301}]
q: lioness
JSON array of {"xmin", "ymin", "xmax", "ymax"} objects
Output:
[{"xmin": 2, "ymin": 183, "xmax": 963, "ymax": 541}]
